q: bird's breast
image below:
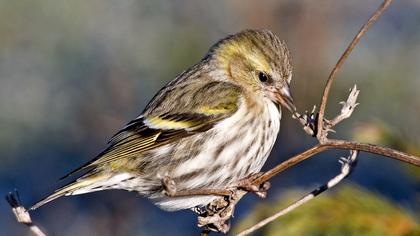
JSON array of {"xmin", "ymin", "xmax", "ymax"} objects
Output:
[
  {"xmin": 149, "ymin": 100, "xmax": 281, "ymax": 210},
  {"xmin": 169, "ymin": 99, "xmax": 281, "ymax": 188}
]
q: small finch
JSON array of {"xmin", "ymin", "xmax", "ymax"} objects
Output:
[{"xmin": 31, "ymin": 29, "xmax": 296, "ymax": 211}]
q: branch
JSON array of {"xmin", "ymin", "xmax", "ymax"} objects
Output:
[
  {"xmin": 236, "ymin": 151, "xmax": 358, "ymax": 236},
  {"xmin": 6, "ymin": 190, "xmax": 46, "ymax": 236},
  {"xmin": 317, "ymin": 0, "xmax": 393, "ymax": 143},
  {"xmin": 254, "ymin": 139, "xmax": 420, "ymax": 187},
  {"xmin": 293, "ymin": 85, "xmax": 360, "ymax": 137}
]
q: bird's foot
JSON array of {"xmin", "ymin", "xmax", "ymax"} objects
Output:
[{"xmin": 237, "ymin": 172, "xmax": 271, "ymax": 198}]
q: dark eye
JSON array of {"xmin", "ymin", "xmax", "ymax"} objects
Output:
[{"xmin": 258, "ymin": 71, "xmax": 271, "ymax": 83}]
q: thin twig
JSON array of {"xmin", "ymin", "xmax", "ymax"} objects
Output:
[
  {"xmin": 327, "ymin": 85, "xmax": 359, "ymax": 128},
  {"xmin": 317, "ymin": 0, "xmax": 393, "ymax": 143},
  {"xmin": 255, "ymin": 139, "xmax": 420, "ymax": 186},
  {"xmin": 6, "ymin": 190, "xmax": 46, "ymax": 236},
  {"xmin": 236, "ymin": 151, "xmax": 358, "ymax": 236}
]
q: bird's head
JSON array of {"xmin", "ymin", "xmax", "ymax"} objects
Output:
[{"xmin": 208, "ymin": 29, "xmax": 296, "ymax": 113}]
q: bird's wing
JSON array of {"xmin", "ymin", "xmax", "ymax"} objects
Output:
[{"xmin": 60, "ymin": 80, "xmax": 242, "ymax": 179}]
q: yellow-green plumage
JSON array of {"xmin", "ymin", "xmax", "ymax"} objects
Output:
[{"xmin": 31, "ymin": 29, "xmax": 295, "ymax": 211}]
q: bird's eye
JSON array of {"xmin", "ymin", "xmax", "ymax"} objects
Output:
[{"xmin": 258, "ymin": 71, "xmax": 271, "ymax": 83}]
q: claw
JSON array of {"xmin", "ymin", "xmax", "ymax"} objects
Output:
[{"xmin": 237, "ymin": 173, "xmax": 270, "ymax": 198}]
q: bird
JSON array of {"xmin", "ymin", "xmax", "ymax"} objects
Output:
[{"xmin": 30, "ymin": 29, "xmax": 296, "ymax": 212}]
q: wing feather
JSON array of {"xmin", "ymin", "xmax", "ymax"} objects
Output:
[{"xmin": 60, "ymin": 81, "xmax": 242, "ymax": 179}]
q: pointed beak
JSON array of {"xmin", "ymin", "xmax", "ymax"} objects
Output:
[{"xmin": 276, "ymin": 86, "xmax": 296, "ymax": 113}]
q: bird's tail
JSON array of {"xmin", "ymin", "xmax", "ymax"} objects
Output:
[{"xmin": 30, "ymin": 172, "xmax": 130, "ymax": 210}]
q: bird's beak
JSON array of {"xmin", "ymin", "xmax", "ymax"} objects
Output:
[{"xmin": 276, "ymin": 86, "xmax": 296, "ymax": 113}]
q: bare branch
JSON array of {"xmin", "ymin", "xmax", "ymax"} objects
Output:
[
  {"xmin": 236, "ymin": 151, "xmax": 358, "ymax": 236},
  {"xmin": 255, "ymin": 139, "xmax": 420, "ymax": 186},
  {"xmin": 317, "ymin": 0, "xmax": 394, "ymax": 143},
  {"xmin": 6, "ymin": 190, "xmax": 46, "ymax": 236}
]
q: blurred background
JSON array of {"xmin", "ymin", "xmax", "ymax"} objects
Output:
[{"xmin": 1, "ymin": 0, "xmax": 419, "ymax": 235}]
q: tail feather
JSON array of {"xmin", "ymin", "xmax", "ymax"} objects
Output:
[{"xmin": 30, "ymin": 173, "xmax": 110, "ymax": 210}]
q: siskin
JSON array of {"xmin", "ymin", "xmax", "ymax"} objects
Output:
[{"xmin": 31, "ymin": 29, "xmax": 296, "ymax": 211}]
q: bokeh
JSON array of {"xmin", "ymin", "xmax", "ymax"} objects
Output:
[{"xmin": 1, "ymin": 0, "xmax": 419, "ymax": 235}]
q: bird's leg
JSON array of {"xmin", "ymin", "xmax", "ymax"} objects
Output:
[
  {"xmin": 161, "ymin": 175, "xmax": 246, "ymax": 233},
  {"xmin": 161, "ymin": 173, "xmax": 272, "ymax": 233},
  {"xmin": 236, "ymin": 172, "xmax": 271, "ymax": 198}
]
